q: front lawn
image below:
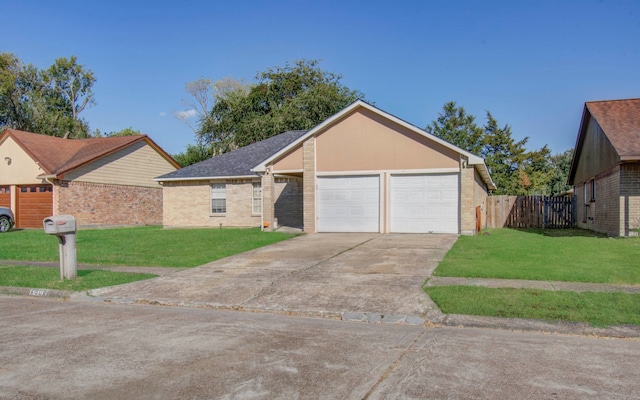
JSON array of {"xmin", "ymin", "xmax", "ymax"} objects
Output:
[
  {"xmin": 0, "ymin": 226, "xmax": 296, "ymax": 268},
  {"xmin": 433, "ymin": 228, "xmax": 640, "ymax": 284},
  {"xmin": 0, "ymin": 265, "xmax": 156, "ymax": 291},
  {"xmin": 425, "ymin": 286, "xmax": 640, "ymax": 327}
]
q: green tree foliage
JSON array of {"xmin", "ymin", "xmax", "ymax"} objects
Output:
[
  {"xmin": 427, "ymin": 101, "xmax": 571, "ymax": 196},
  {"xmin": 43, "ymin": 56, "xmax": 96, "ymax": 138},
  {"xmin": 548, "ymin": 149, "xmax": 574, "ymax": 196},
  {"xmin": 426, "ymin": 101, "xmax": 484, "ymax": 155},
  {"xmin": 0, "ymin": 52, "xmax": 95, "ymax": 138},
  {"xmin": 172, "ymin": 143, "xmax": 214, "ymax": 167},
  {"xmin": 481, "ymin": 112, "xmax": 530, "ymax": 195},
  {"xmin": 0, "ymin": 53, "xmax": 40, "ymax": 131},
  {"xmin": 199, "ymin": 59, "xmax": 363, "ymax": 154}
]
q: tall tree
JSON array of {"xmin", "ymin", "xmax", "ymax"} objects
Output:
[
  {"xmin": 427, "ymin": 101, "xmax": 561, "ymax": 196},
  {"xmin": 481, "ymin": 112, "xmax": 529, "ymax": 195},
  {"xmin": 426, "ymin": 101, "xmax": 484, "ymax": 155},
  {"xmin": 1, "ymin": 53, "xmax": 96, "ymax": 138},
  {"xmin": 93, "ymin": 127, "xmax": 142, "ymax": 137},
  {"xmin": 519, "ymin": 145, "xmax": 552, "ymax": 195},
  {"xmin": 0, "ymin": 52, "xmax": 40, "ymax": 131},
  {"xmin": 172, "ymin": 143, "xmax": 214, "ymax": 167},
  {"xmin": 548, "ymin": 149, "xmax": 574, "ymax": 196},
  {"xmin": 42, "ymin": 56, "xmax": 96, "ymax": 138},
  {"xmin": 199, "ymin": 59, "xmax": 363, "ymax": 154}
]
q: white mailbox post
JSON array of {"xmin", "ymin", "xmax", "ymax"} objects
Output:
[{"xmin": 43, "ymin": 215, "xmax": 77, "ymax": 280}]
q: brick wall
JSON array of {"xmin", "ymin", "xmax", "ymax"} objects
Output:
[
  {"xmin": 575, "ymin": 166, "xmax": 620, "ymax": 236},
  {"xmin": 274, "ymin": 177, "xmax": 303, "ymax": 228},
  {"xmin": 473, "ymin": 168, "xmax": 488, "ymax": 231},
  {"xmin": 162, "ymin": 180, "xmax": 261, "ymax": 228},
  {"xmin": 261, "ymin": 171, "xmax": 275, "ymax": 231},
  {"xmin": 54, "ymin": 181, "xmax": 163, "ymax": 226},
  {"xmin": 459, "ymin": 163, "xmax": 475, "ymax": 235},
  {"xmin": 620, "ymin": 163, "xmax": 640, "ymax": 235},
  {"xmin": 303, "ymin": 137, "xmax": 316, "ymax": 232}
]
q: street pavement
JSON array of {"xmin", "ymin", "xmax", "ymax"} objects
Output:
[{"xmin": 1, "ymin": 296, "xmax": 639, "ymax": 400}]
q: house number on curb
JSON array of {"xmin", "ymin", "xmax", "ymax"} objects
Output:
[{"xmin": 29, "ymin": 289, "xmax": 49, "ymax": 297}]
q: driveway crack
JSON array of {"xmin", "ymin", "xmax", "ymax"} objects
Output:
[
  {"xmin": 361, "ymin": 328, "xmax": 426, "ymax": 399},
  {"xmin": 240, "ymin": 234, "xmax": 383, "ymax": 306}
]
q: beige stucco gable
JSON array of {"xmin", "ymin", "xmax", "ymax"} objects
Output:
[
  {"xmin": 273, "ymin": 145, "xmax": 303, "ymax": 172},
  {"xmin": 271, "ymin": 107, "xmax": 460, "ymax": 173},
  {"xmin": 63, "ymin": 141, "xmax": 177, "ymax": 187},
  {"xmin": 315, "ymin": 107, "xmax": 459, "ymax": 172},
  {"xmin": 0, "ymin": 136, "xmax": 48, "ymax": 185}
]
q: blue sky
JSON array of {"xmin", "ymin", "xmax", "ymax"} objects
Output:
[{"xmin": 2, "ymin": 0, "xmax": 639, "ymax": 156}]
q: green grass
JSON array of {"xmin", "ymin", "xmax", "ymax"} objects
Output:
[
  {"xmin": 0, "ymin": 265, "xmax": 156, "ymax": 291},
  {"xmin": 433, "ymin": 228, "xmax": 640, "ymax": 284},
  {"xmin": 425, "ymin": 286, "xmax": 640, "ymax": 327},
  {"xmin": 0, "ymin": 226, "xmax": 296, "ymax": 268}
]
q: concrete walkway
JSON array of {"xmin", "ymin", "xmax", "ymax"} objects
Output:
[{"xmin": 425, "ymin": 276, "xmax": 640, "ymax": 294}]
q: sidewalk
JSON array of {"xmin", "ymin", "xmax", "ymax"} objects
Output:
[
  {"xmin": 425, "ymin": 276, "xmax": 640, "ymax": 294},
  {"xmin": 0, "ymin": 260, "xmax": 186, "ymax": 276}
]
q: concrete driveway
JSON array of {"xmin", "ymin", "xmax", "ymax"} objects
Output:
[{"xmin": 93, "ymin": 233, "xmax": 457, "ymax": 318}]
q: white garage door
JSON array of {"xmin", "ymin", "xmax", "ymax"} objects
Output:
[
  {"xmin": 390, "ymin": 174, "xmax": 459, "ymax": 233},
  {"xmin": 317, "ymin": 175, "xmax": 380, "ymax": 232}
]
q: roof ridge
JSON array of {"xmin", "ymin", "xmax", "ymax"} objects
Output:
[{"xmin": 586, "ymin": 97, "xmax": 640, "ymax": 104}]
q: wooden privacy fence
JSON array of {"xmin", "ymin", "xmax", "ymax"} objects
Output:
[{"xmin": 487, "ymin": 195, "xmax": 576, "ymax": 229}]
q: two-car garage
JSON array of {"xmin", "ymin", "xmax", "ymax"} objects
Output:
[{"xmin": 316, "ymin": 173, "xmax": 459, "ymax": 234}]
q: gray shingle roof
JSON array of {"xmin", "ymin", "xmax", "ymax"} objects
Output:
[{"xmin": 157, "ymin": 130, "xmax": 308, "ymax": 180}]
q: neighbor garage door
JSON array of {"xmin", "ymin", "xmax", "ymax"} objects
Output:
[
  {"xmin": 16, "ymin": 185, "xmax": 53, "ymax": 228},
  {"xmin": 390, "ymin": 174, "xmax": 459, "ymax": 233},
  {"xmin": 0, "ymin": 186, "xmax": 9, "ymax": 208},
  {"xmin": 317, "ymin": 175, "xmax": 379, "ymax": 232}
]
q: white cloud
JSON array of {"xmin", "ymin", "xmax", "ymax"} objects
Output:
[
  {"xmin": 159, "ymin": 112, "xmax": 166, "ymax": 117},
  {"xmin": 175, "ymin": 109, "xmax": 197, "ymax": 119}
]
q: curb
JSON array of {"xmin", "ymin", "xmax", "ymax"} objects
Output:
[
  {"xmin": 421, "ymin": 294, "xmax": 640, "ymax": 338},
  {"xmin": 3, "ymin": 286, "xmax": 639, "ymax": 339},
  {"xmin": 0, "ymin": 286, "xmax": 74, "ymax": 300},
  {"xmin": 440, "ymin": 314, "xmax": 640, "ymax": 339}
]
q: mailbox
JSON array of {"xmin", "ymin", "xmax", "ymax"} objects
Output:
[
  {"xmin": 43, "ymin": 215, "xmax": 77, "ymax": 280},
  {"xmin": 44, "ymin": 215, "xmax": 76, "ymax": 234}
]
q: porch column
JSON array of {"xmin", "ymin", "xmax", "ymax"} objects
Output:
[{"xmin": 262, "ymin": 168, "xmax": 275, "ymax": 232}]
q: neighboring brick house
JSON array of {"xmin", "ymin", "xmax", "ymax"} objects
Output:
[
  {"xmin": 158, "ymin": 100, "xmax": 495, "ymax": 234},
  {"xmin": 0, "ymin": 129, "xmax": 179, "ymax": 228},
  {"xmin": 568, "ymin": 98, "xmax": 640, "ymax": 236}
]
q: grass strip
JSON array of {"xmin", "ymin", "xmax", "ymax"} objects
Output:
[
  {"xmin": 425, "ymin": 285, "xmax": 640, "ymax": 327},
  {"xmin": 0, "ymin": 265, "xmax": 156, "ymax": 291},
  {"xmin": 433, "ymin": 228, "xmax": 640, "ymax": 284},
  {"xmin": 0, "ymin": 226, "xmax": 296, "ymax": 268}
]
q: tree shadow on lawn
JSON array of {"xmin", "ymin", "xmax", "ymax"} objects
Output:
[{"xmin": 511, "ymin": 228, "xmax": 609, "ymax": 238}]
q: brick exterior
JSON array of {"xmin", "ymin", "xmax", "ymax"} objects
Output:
[
  {"xmin": 54, "ymin": 181, "xmax": 163, "ymax": 226},
  {"xmin": 162, "ymin": 180, "xmax": 261, "ymax": 228},
  {"xmin": 274, "ymin": 177, "xmax": 303, "ymax": 228},
  {"xmin": 302, "ymin": 137, "xmax": 316, "ymax": 233},
  {"xmin": 620, "ymin": 163, "xmax": 640, "ymax": 235},
  {"xmin": 575, "ymin": 166, "xmax": 623, "ymax": 236},
  {"xmin": 261, "ymin": 171, "xmax": 275, "ymax": 231},
  {"xmin": 459, "ymin": 161, "xmax": 487, "ymax": 235},
  {"xmin": 473, "ymin": 168, "xmax": 489, "ymax": 231}
]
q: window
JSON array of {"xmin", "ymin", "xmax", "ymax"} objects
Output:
[
  {"xmin": 583, "ymin": 183, "xmax": 588, "ymax": 222},
  {"xmin": 590, "ymin": 179, "xmax": 596, "ymax": 202},
  {"xmin": 252, "ymin": 182, "xmax": 262, "ymax": 214},
  {"xmin": 210, "ymin": 183, "xmax": 226, "ymax": 214}
]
